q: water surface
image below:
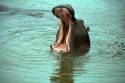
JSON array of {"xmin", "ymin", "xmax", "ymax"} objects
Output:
[{"xmin": 0, "ymin": 0, "xmax": 125, "ymax": 83}]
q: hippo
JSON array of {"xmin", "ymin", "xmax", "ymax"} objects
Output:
[{"xmin": 50, "ymin": 4, "xmax": 90, "ymax": 53}]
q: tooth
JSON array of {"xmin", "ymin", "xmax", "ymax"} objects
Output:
[
  {"xmin": 66, "ymin": 19, "xmax": 72, "ymax": 51},
  {"xmin": 56, "ymin": 21, "xmax": 63, "ymax": 46}
]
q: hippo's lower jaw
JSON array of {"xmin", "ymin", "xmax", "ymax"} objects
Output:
[
  {"xmin": 50, "ymin": 44, "xmax": 69, "ymax": 53},
  {"xmin": 50, "ymin": 42, "xmax": 70, "ymax": 53},
  {"xmin": 50, "ymin": 39, "xmax": 70, "ymax": 53}
]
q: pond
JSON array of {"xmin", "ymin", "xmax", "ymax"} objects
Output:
[{"xmin": 0, "ymin": 0, "xmax": 125, "ymax": 83}]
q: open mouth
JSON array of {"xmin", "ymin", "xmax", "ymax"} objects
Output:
[
  {"xmin": 51, "ymin": 7, "xmax": 73, "ymax": 53},
  {"xmin": 52, "ymin": 20, "xmax": 71, "ymax": 53}
]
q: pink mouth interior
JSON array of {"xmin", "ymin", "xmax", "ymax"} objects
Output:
[
  {"xmin": 53, "ymin": 8, "xmax": 71, "ymax": 52},
  {"xmin": 54, "ymin": 26, "xmax": 69, "ymax": 52},
  {"xmin": 54, "ymin": 44, "xmax": 67, "ymax": 50}
]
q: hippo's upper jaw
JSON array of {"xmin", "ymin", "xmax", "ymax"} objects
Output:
[{"xmin": 51, "ymin": 4, "xmax": 90, "ymax": 53}]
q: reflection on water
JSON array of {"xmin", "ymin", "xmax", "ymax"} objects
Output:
[
  {"xmin": 51, "ymin": 55, "xmax": 74, "ymax": 83},
  {"xmin": 0, "ymin": 0, "xmax": 125, "ymax": 83},
  {"xmin": 51, "ymin": 51, "xmax": 89, "ymax": 83}
]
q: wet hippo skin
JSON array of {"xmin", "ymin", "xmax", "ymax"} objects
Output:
[{"xmin": 50, "ymin": 4, "xmax": 90, "ymax": 53}]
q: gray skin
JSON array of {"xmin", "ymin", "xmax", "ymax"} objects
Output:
[{"xmin": 50, "ymin": 5, "xmax": 90, "ymax": 53}]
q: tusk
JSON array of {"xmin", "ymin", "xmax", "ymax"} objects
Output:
[
  {"xmin": 55, "ymin": 21, "xmax": 64, "ymax": 47},
  {"xmin": 66, "ymin": 18, "xmax": 72, "ymax": 51}
]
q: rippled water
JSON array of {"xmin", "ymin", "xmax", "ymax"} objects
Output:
[{"xmin": 0, "ymin": 0, "xmax": 125, "ymax": 83}]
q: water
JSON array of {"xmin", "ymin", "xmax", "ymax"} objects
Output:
[{"xmin": 0, "ymin": 0, "xmax": 125, "ymax": 83}]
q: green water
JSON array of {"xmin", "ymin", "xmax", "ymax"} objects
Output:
[{"xmin": 0, "ymin": 0, "xmax": 125, "ymax": 83}]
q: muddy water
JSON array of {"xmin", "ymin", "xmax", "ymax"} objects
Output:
[{"xmin": 0, "ymin": 0, "xmax": 125, "ymax": 83}]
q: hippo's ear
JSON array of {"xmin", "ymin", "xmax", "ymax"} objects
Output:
[
  {"xmin": 86, "ymin": 27, "xmax": 90, "ymax": 32},
  {"xmin": 78, "ymin": 20, "xmax": 90, "ymax": 32},
  {"xmin": 81, "ymin": 20, "xmax": 90, "ymax": 32},
  {"xmin": 81, "ymin": 20, "xmax": 84, "ymax": 25},
  {"xmin": 78, "ymin": 20, "xmax": 85, "ymax": 26}
]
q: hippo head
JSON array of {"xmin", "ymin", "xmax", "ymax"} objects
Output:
[
  {"xmin": 51, "ymin": 4, "xmax": 90, "ymax": 53},
  {"xmin": 51, "ymin": 5, "xmax": 76, "ymax": 53}
]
